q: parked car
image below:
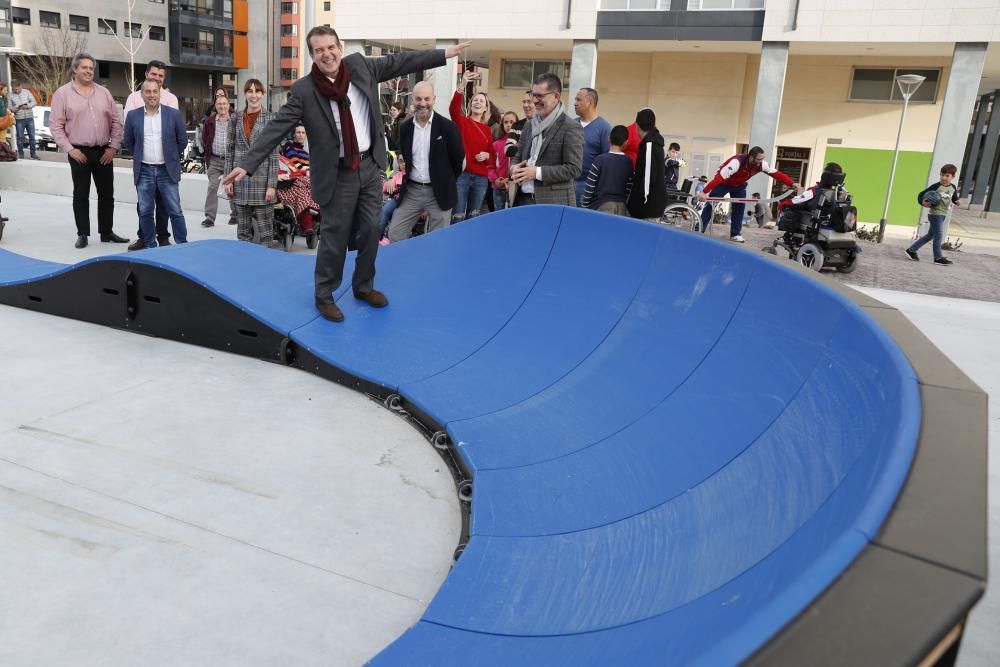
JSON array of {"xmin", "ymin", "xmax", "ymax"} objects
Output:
[{"xmin": 32, "ymin": 106, "xmax": 58, "ymax": 152}]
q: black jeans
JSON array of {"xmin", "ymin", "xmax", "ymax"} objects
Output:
[{"xmin": 69, "ymin": 146, "xmax": 115, "ymax": 237}]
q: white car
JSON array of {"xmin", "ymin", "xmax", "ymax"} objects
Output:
[{"xmin": 32, "ymin": 106, "xmax": 58, "ymax": 151}]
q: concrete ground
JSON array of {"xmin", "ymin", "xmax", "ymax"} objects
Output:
[
  {"xmin": 0, "ymin": 190, "xmax": 996, "ymax": 664},
  {"xmin": 0, "ymin": 192, "xmax": 458, "ymax": 665}
]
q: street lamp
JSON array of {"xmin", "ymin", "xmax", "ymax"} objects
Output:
[{"xmin": 878, "ymin": 73, "xmax": 926, "ymax": 242}]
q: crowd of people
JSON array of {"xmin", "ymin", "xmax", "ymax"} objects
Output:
[{"xmin": 0, "ymin": 24, "xmax": 964, "ymax": 323}]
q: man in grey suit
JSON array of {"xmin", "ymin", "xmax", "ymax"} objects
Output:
[
  {"xmin": 510, "ymin": 73, "xmax": 584, "ymax": 207},
  {"xmin": 224, "ymin": 26, "xmax": 470, "ymax": 322}
]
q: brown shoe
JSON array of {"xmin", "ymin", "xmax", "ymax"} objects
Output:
[
  {"xmin": 127, "ymin": 239, "xmax": 146, "ymax": 252},
  {"xmin": 316, "ymin": 302, "xmax": 344, "ymax": 322},
  {"xmin": 354, "ymin": 289, "xmax": 388, "ymax": 308}
]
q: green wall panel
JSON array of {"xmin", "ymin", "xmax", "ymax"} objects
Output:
[{"xmin": 825, "ymin": 147, "xmax": 933, "ymax": 227}]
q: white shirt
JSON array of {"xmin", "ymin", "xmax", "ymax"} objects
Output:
[
  {"xmin": 142, "ymin": 105, "xmax": 164, "ymax": 165},
  {"xmin": 327, "ymin": 78, "xmax": 371, "ymax": 157},
  {"xmin": 409, "ymin": 114, "xmax": 433, "ymax": 184}
]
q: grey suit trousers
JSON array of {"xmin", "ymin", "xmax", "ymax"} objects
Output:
[
  {"xmin": 315, "ymin": 158, "xmax": 382, "ymax": 305},
  {"xmin": 386, "ymin": 183, "xmax": 451, "ymax": 242}
]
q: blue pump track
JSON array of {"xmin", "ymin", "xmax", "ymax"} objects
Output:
[{"xmin": 0, "ymin": 206, "xmax": 985, "ymax": 665}]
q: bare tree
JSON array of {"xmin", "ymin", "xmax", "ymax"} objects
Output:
[
  {"xmin": 100, "ymin": 1, "xmax": 148, "ymax": 94},
  {"xmin": 10, "ymin": 24, "xmax": 90, "ymax": 104}
]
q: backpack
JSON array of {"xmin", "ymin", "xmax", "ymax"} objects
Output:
[{"xmin": 0, "ymin": 141, "xmax": 17, "ymax": 162}]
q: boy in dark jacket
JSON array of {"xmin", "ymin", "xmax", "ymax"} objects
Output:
[
  {"xmin": 626, "ymin": 109, "xmax": 667, "ymax": 222},
  {"xmin": 581, "ymin": 125, "xmax": 633, "ymax": 216}
]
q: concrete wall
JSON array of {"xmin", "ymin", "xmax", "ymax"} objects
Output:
[
  {"xmin": 763, "ymin": 0, "xmax": 1000, "ymax": 43},
  {"xmin": 333, "ymin": 0, "xmax": 597, "ymax": 40},
  {"xmin": 0, "ymin": 160, "xmax": 219, "ymax": 213}
]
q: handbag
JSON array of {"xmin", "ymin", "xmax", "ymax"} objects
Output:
[{"xmin": 0, "ymin": 112, "xmax": 13, "ymax": 131}]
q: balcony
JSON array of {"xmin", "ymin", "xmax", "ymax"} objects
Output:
[
  {"xmin": 169, "ymin": 0, "xmax": 236, "ymax": 68},
  {"xmin": 598, "ymin": 0, "xmax": 765, "ymax": 41}
]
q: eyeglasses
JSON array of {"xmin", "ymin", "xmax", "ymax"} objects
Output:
[{"xmin": 530, "ymin": 91, "xmax": 557, "ymax": 101}]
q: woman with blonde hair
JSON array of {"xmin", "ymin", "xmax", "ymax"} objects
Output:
[{"xmin": 449, "ymin": 70, "xmax": 495, "ymax": 222}]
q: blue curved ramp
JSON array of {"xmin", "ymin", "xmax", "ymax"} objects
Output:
[{"xmin": 0, "ymin": 207, "xmax": 922, "ymax": 665}]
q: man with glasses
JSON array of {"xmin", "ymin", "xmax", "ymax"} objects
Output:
[{"xmin": 510, "ymin": 73, "xmax": 583, "ymax": 207}]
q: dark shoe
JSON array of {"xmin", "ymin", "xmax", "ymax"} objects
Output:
[
  {"xmin": 74, "ymin": 235, "xmax": 88, "ymax": 249},
  {"xmin": 904, "ymin": 248, "xmax": 919, "ymax": 261},
  {"xmin": 100, "ymin": 232, "xmax": 129, "ymax": 243},
  {"xmin": 30, "ymin": 155, "xmax": 40, "ymax": 160},
  {"xmin": 157, "ymin": 236, "xmax": 172, "ymax": 246},
  {"xmin": 228, "ymin": 216, "xmax": 238, "ymax": 225},
  {"xmin": 934, "ymin": 256, "xmax": 954, "ymax": 266},
  {"xmin": 127, "ymin": 239, "xmax": 146, "ymax": 252},
  {"xmin": 354, "ymin": 289, "xmax": 388, "ymax": 308},
  {"xmin": 317, "ymin": 302, "xmax": 344, "ymax": 322},
  {"xmin": 201, "ymin": 218, "xmax": 215, "ymax": 227}
]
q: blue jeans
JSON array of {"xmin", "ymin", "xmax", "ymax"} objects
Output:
[
  {"xmin": 138, "ymin": 164, "xmax": 187, "ymax": 247},
  {"xmin": 492, "ymin": 188, "xmax": 508, "ymax": 211},
  {"xmin": 909, "ymin": 214, "xmax": 945, "ymax": 260},
  {"xmin": 135, "ymin": 191, "xmax": 170, "ymax": 240},
  {"xmin": 15, "ymin": 117, "xmax": 36, "ymax": 157},
  {"xmin": 454, "ymin": 171, "xmax": 489, "ymax": 221},
  {"xmin": 380, "ymin": 198, "xmax": 399, "ymax": 235},
  {"xmin": 700, "ymin": 183, "xmax": 747, "ymax": 237}
]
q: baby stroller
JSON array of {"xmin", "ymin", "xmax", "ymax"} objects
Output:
[
  {"xmin": 764, "ymin": 169, "xmax": 861, "ymax": 273},
  {"xmin": 274, "ymin": 155, "xmax": 321, "ymax": 251}
]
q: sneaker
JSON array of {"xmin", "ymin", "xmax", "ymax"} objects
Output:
[
  {"xmin": 934, "ymin": 256, "xmax": 954, "ymax": 266},
  {"xmin": 730, "ymin": 235, "xmax": 745, "ymax": 243},
  {"xmin": 228, "ymin": 216, "xmax": 238, "ymax": 225},
  {"xmin": 904, "ymin": 248, "xmax": 919, "ymax": 261},
  {"xmin": 201, "ymin": 218, "xmax": 215, "ymax": 228}
]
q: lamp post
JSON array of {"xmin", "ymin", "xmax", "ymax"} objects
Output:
[{"xmin": 878, "ymin": 73, "xmax": 926, "ymax": 242}]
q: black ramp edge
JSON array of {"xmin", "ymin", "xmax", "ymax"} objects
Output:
[
  {"xmin": 0, "ymin": 261, "xmax": 132, "ymax": 328},
  {"xmin": 874, "ymin": 386, "xmax": 989, "ymax": 580},
  {"xmin": 127, "ymin": 263, "xmax": 290, "ymax": 363},
  {"xmin": 747, "ymin": 544, "xmax": 985, "ymax": 667}
]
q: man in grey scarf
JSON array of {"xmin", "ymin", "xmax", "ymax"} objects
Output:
[{"xmin": 511, "ymin": 73, "xmax": 583, "ymax": 207}]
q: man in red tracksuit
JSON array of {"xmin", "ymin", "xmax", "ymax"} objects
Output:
[{"xmin": 697, "ymin": 146, "xmax": 797, "ymax": 243}]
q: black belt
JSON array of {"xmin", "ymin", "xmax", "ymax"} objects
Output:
[
  {"xmin": 408, "ymin": 180, "xmax": 432, "ymax": 186},
  {"xmin": 339, "ymin": 150, "xmax": 372, "ymax": 166}
]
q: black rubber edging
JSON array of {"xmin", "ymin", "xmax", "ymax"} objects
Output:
[{"xmin": 748, "ymin": 253, "xmax": 989, "ymax": 666}]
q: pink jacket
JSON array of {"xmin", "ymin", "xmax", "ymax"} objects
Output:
[{"xmin": 487, "ymin": 137, "xmax": 511, "ymax": 190}]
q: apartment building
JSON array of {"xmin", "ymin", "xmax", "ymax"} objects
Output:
[
  {"xmin": 333, "ymin": 0, "xmax": 1000, "ymax": 225},
  {"xmin": 0, "ymin": 0, "xmax": 258, "ymax": 124}
]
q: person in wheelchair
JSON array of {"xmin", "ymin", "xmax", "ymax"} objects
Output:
[
  {"xmin": 772, "ymin": 162, "xmax": 860, "ymax": 272},
  {"xmin": 276, "ymin": 124, "xmax": 319, "ymax": 237}
]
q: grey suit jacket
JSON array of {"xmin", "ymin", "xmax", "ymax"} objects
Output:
[
  {"xmin": 225, "ymin": 110, "xmax": 278, "ymax": 205},
  {"xmin": 515, "ymin": 112, "xmax": 584, "ymax": 206},
  {"xmin": 240, "ymin": 49, "xmax": 446, "ymax": 207}
]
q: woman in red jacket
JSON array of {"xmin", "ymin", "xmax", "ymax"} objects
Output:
[{"xmin": 450, "ymin": 70, "xmax": 496, "ymax": 222}]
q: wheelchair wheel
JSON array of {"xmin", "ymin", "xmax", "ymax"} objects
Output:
[
  {"xmin": 662, "ymin": 203, "xmax": 701, "ymax": 231},
  {"xmin": 306, "ymin": 233, "xmax": 317, "ymax": 250},
  {"xmin": 836, "ymin": 254, "xmax": 858, "ymax": 274},
  {"xmin": 282, "ymin": 231, "xmax": 293, "ymax": 252},
  {"xmin": 796, "ymin": 242, "xmax": 824, "ymax": 271}
]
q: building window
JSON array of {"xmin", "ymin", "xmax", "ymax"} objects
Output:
[
  {"xmin": 0, "ymin": 8, "xmax": 10, "ymax": 34},
  {"xmin": 323, "ymin": 0, "xmax": 330, "ymax": 9},
  {"xmin": 69, "ymin": 14, "xmax": 89, "ymax": 32},
  {"xmin": 181, "ymin": 27, "xmax": 197, "ymax": 52},
  {"xmin": 223, "ymin": 0, "xmax": 233, "ymax": 18},
  {"xmin": 501, "ymin": 60, "xmax": 570, "ymax": 90},
  {"xmin": 98, "ymin": 18, "xmax": 116, "ymax": 34},
  {"xmin": 221, "ymin": 30, "xmax": 232, "ymax": 55},
  {"xmin": 198, "ymin": 29, "xmax": 214, "ymax": 54},
  {"xmin": 280, "ymin": 23, "xmax": 297, "ymax": 36},
  {"xmin": 600, "ymin": 0, "xmax": 669, "ymax": 8},
  {"xmin": 687, "ymin": 0, "xmax": 764, "ymax": 8},
  {"xmin": 148, "ymin": 25, "xmax": 165, "ymax": 41},
  {"xmin": 281, "ymin": 46, "xmax": 298, "ymax": 58},
  {"xmin": 281, "ymin": 68, "xmax": 297, "ymax": 80},
  {"xmin": 148, "ymin": 0, "xmax": 164, "ymax": 3},
  {"xmin": 39, "ymin": 10, "xmax": 60, "ymax": 28},
  {"xmin": 281, "ymin": 2, "xmax": 298, "ymax": 14},
  {"xmin": 97, "ymin": 62, "xmax": 110, "ymax": 78},
  {"xmin": 123, "ymin": 21, "xmax": 141, "ymax": 38},
  {"xmin": 12, "ymin": 7, "xmax": 29, "ymax": 25},
  {"xmin": 849, "ymin": 68, "xmax": 940, "ymax": 103}
]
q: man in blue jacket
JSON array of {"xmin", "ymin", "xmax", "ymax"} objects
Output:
[{"xmin": 122, "ymin": 79, "xmax": 188, "ymax": 249}]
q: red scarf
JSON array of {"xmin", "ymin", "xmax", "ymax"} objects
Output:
[{"xmin": 311, "ymin": 61, "xmax": 360, "ymax": 170}]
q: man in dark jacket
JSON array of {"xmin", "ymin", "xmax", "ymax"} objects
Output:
[
  {"xmin": 387, "ymin": 81, "xmax": 464, "ymax": 242},
  {"xmin": 626, "ymin": 108, "xmax": 666, "ymax": 221}
]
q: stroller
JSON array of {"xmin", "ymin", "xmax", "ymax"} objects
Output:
[
  {"xmin": 274, "ymin": 155, "xmax": 320, "ymax": 251},
  {"xmin": 764, "ymin": 169, "xmax": 861, "ymax": 274}
]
